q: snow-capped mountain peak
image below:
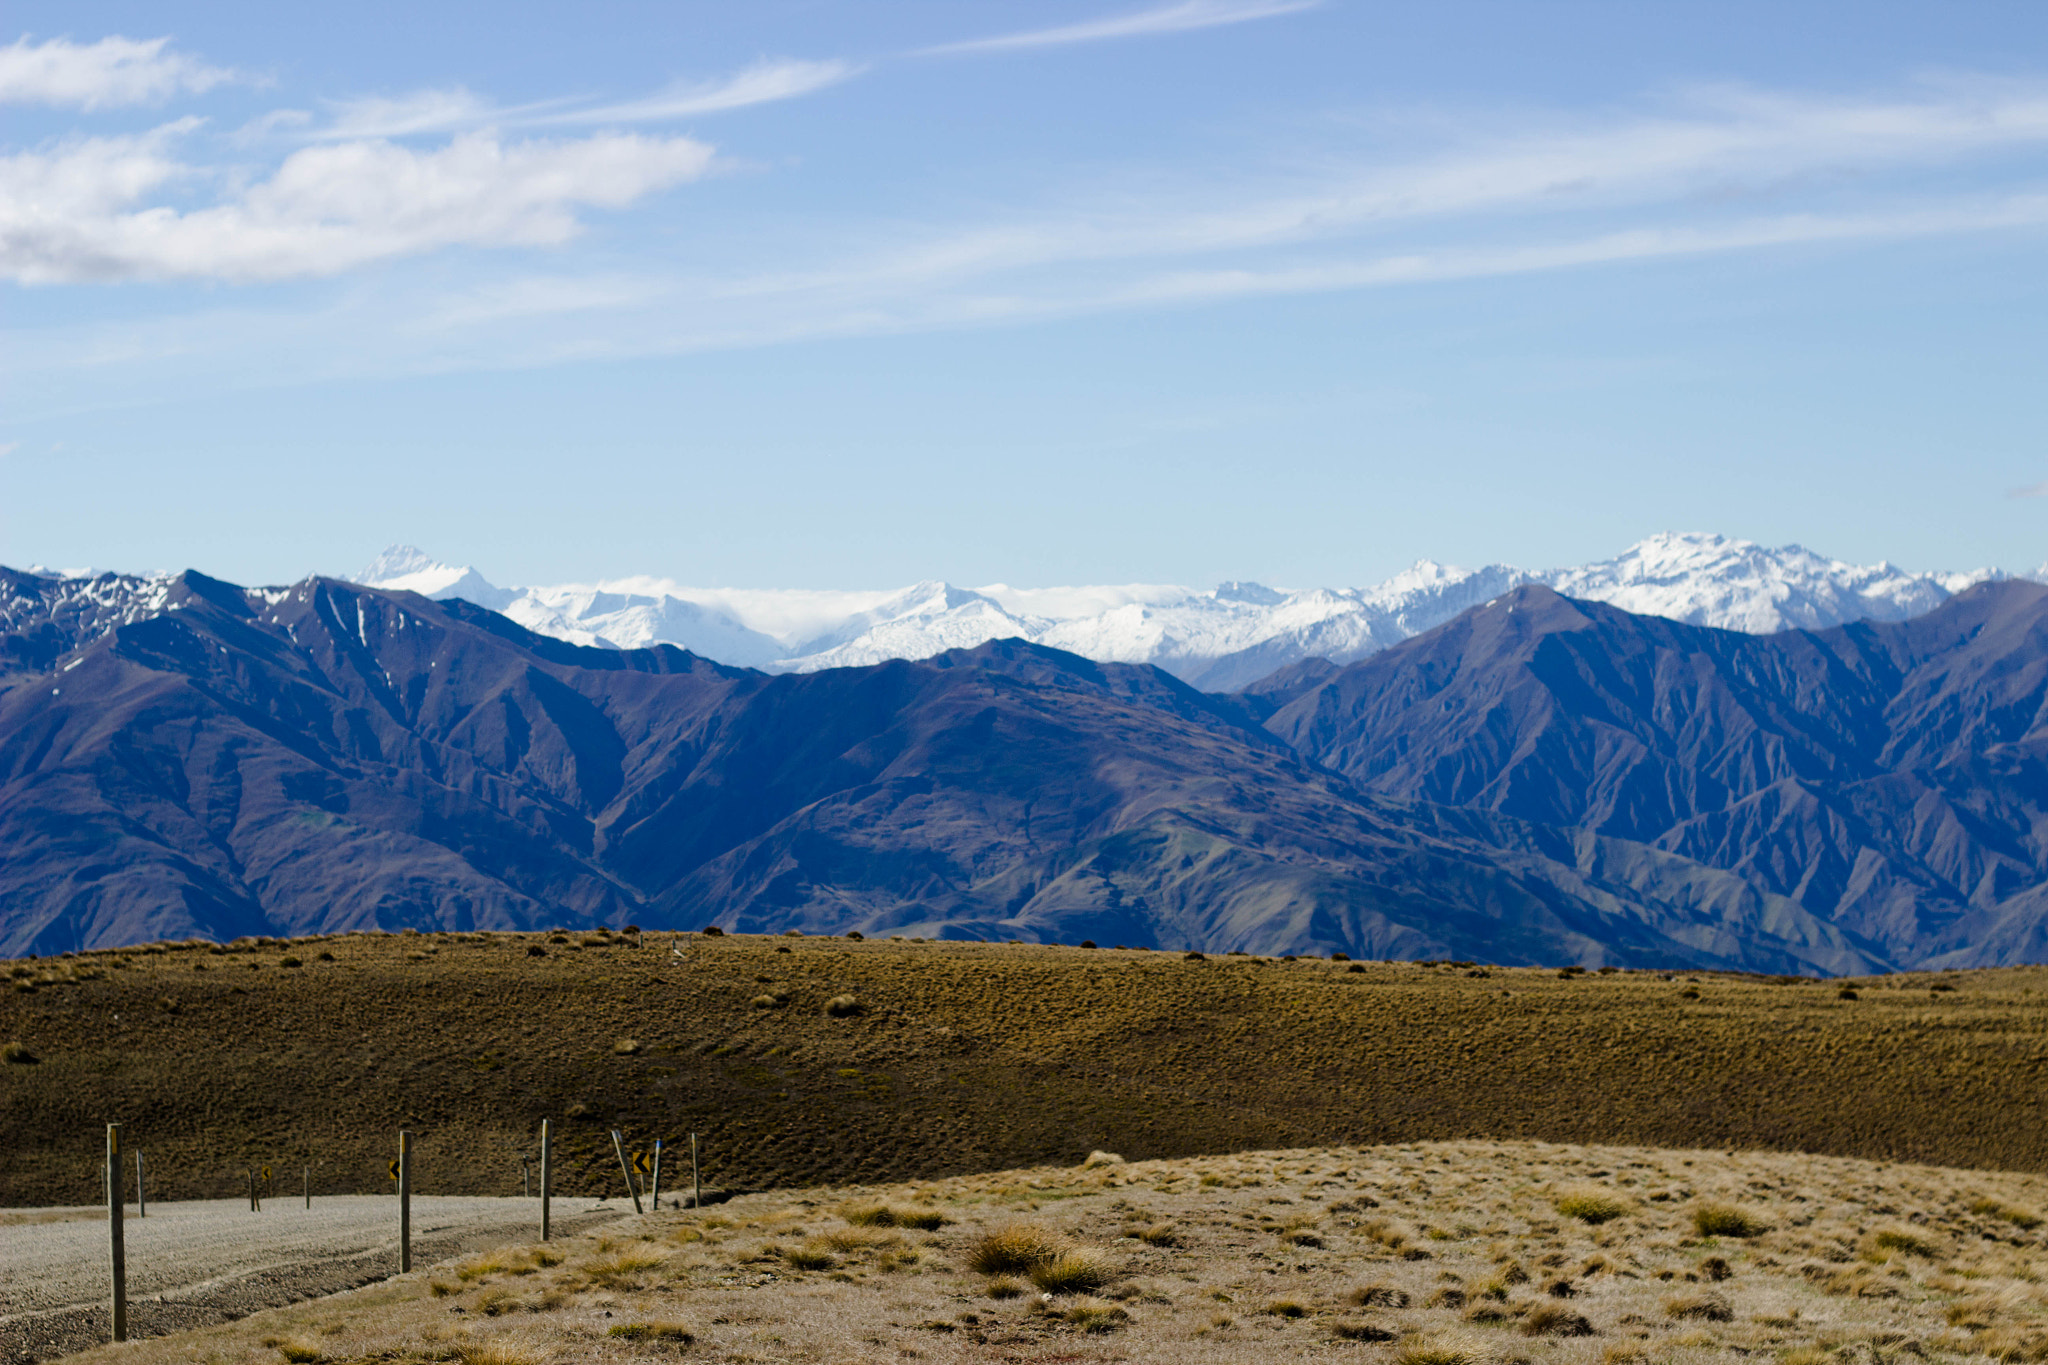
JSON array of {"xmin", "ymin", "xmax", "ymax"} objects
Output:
[
  {"xmin": 351, "ymin": 546, "xmax": 512, "ymax": 610},
  {"xmin": 344, "ymin": 535, "xmax": 2035, "ymax": 691}
]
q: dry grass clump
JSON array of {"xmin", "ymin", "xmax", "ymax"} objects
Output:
[
  {"xmin": 1522, "ymin": 1304, "xmax": 1596, "ymax": 1336},
  {"xmin": 1061, "ymin": 1300, "xmax": 1131, "ymax": 1333},
  {"xmin": 2, "ymin": 1039, "xmax": 35, "ymax": 1064},
  {"xmin": 1030, "ymin": 1247, "xmax": 1118, "ymax": 1295},
  {"xmin": 1350, "ymin": 1282, "xmax": 1411, "ymax": 1308},
  {"xmin": 838, "ymin": 1199, "xmax": 946, "ymax": 1229},
  {"xmin": 823, "ymin": 993, "xmax": 862, "ymax": 1016},
  {"xmin": 271, "ymin": 1337, "xmax": 323, "ymax": 1363},
  {"xmin": 1664, "ymin": 1292, "xmax": 1734, "ymax": 1321},
  {"xmin": 1554, "ymin": 1186, "xmax": 1632, "ymax": 1224},
  {"xmin": 782, "ymin": 1242, "xmax": 836, "ymax": 1270},
  {"xmin": 968, "ymin": 1221, "xmax": 1072, "ymax": 1274},
  {"xmin": 1335, "ymin": 1320, "xmax": 1399, "ymax": 1341},
  {"xmin": 578, "ymin": 1246, "xmax": 665, "ymax": 1288},
  {"xmin": 1862, "ymin": 1226, "xmax": 1943, "ymax": 1260},
  {"xmin": 1692, "ymin": 1201, "xmax": 1769, "ymax": 1237}
]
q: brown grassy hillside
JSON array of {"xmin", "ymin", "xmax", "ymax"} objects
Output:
[{"xmin": 3, "ymin": 930, "xmax": 2045, "ymax": 1207}]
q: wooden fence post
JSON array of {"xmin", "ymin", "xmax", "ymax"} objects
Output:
[
  {"xmin": 690, "ymin": 1131, "xmax": 700, "ymax": 1210},
  {"xmin": 649, "ymin": 1139, "xmax": 664, "ymax": 1210},
  {"xmin": 304, "ymin": 1165, "xmax": 310, "ymax": 1210},
  {"xmin": 610, "ymin": 1130, "xmax": 643, "ymax": 1214},
  {"xmin": 398, "ymin": 1130, "xmax": 413, "ymax": 1274},
  {"xmin": 538, "ymin": 1119, "xmax": 551, "ymax": 1242},
  {"xmin": 135, "ymin": 1149, "xmax": 146, "ymax": 1218},
  {"xmin": 107, "ymin": 1123, "xmax": 127, "ymax": 1343}
]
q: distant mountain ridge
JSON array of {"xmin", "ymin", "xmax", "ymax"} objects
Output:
[
  {"xmin": 1, "ymin": 564, "xmax": 2045, "ymax": 971},
  {"xmin": 19, "ymin": 535, "xmax": 2033, "ymax": 694},
  {"xmin": 349, "ymin": 533, "xmax": 2032, "ymax": 690}
]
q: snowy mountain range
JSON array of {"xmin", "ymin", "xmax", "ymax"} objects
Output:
[{"xmin": 350, "ymin": 533, "xmax": 2038, "ymax": 691}]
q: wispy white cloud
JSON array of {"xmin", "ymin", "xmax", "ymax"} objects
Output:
[
  {"xmin": 1089, "ymin": 196, "xmax": 2048, "ymax": 311},
  {"xmin": 0, "ymin": 34, "xmax": 236, "ymax": 109},
  {"xmin": 701, "ymin": 82, "xmax": 2048, "ymax": 307},
  {"xmin": 13, "ymin": 74, "xmax": 2048, "ymax": 403},
  {"xmin": 316, "ymin": 88, "xmax": 516, "ymax": 141},
  {"xmin": 536, "ymin": 58, "xmax": 861, "ymax": 127},
  {"xmin": 2009, "ymin": 480, "xmax": 2048, "ymax": 499},
  {"xmin": 305, "ymin": 59, "xmax": 857, "ymax": 142},
  {"xmin": 921, "ymin": 0, "xmax": 1319, "ymax": 56},
  {"xmin": 1, "ymin": 126, "xmax": 715, "ymax": 283},
  {"xmin": 412, "ymin": 274, "xmax": 669, "ymax": 330}
]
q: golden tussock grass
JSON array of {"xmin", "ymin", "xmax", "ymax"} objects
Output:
[
  {"xmin": 1027, "ymin": 1246, "xmax": 1117, "ymax": 1295},
  {"xmin": 837, "ymin": 1199, "xmax": 946, "ymax": 1229},
  {"xmin": 1553, "ymin": 1185, "xmax": 1633, "ymax": 1224},
  {"xmin": 1692, "ymin": 1201, "xmax": 1770, "ymax": 1237},
  {"xmin": 967, "ymin": 1221, "xmax": 1072, "ymax": 1274}
]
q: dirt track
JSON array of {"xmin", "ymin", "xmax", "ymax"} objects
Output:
[{"xmin": 0, "ymin": 1196, "xmax": 624, "ymax": 1363}]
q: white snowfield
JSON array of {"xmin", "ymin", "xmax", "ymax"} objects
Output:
[
  {"xmin": 0, "ymin": 1196, "xmax": 594, "ymax": 1321},
  {"xmin": 351, "ymin": 533, "xmax": 2042, "ymax": 692}
]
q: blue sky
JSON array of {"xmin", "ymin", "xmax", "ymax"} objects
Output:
[{"xmin": 3, "ymin": 1, "xmax": 2045, "ymax": 589}]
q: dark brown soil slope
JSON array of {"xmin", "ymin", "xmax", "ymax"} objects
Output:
[{"xmin": 4, "ymin": 931, "xmax": 2045, "ymax": 1207}]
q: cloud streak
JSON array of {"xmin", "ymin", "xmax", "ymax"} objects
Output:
[
  {"xmin": 0, "ymin": 35, "xmax": 236, "ymax": 109},
  {"xmin": 311, "ymin": 59, "xmax": 857, "ymax": 141},
  {"xmin": 922, "ymin": 0, "xmax": 1319, "ymax": 55},
  {"xmin": 536, "ymin": 58, "xmax": 861, "ymax": 127}
]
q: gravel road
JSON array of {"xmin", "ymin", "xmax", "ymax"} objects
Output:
[{"xmin": 0, "ymin": 1196, "xmax": 624, "ymax": 1363}]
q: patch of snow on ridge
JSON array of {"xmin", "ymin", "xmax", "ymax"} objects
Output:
[{"xmin": 341, "ymin": 535, "xmax": 2028, "ymax": 688}]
